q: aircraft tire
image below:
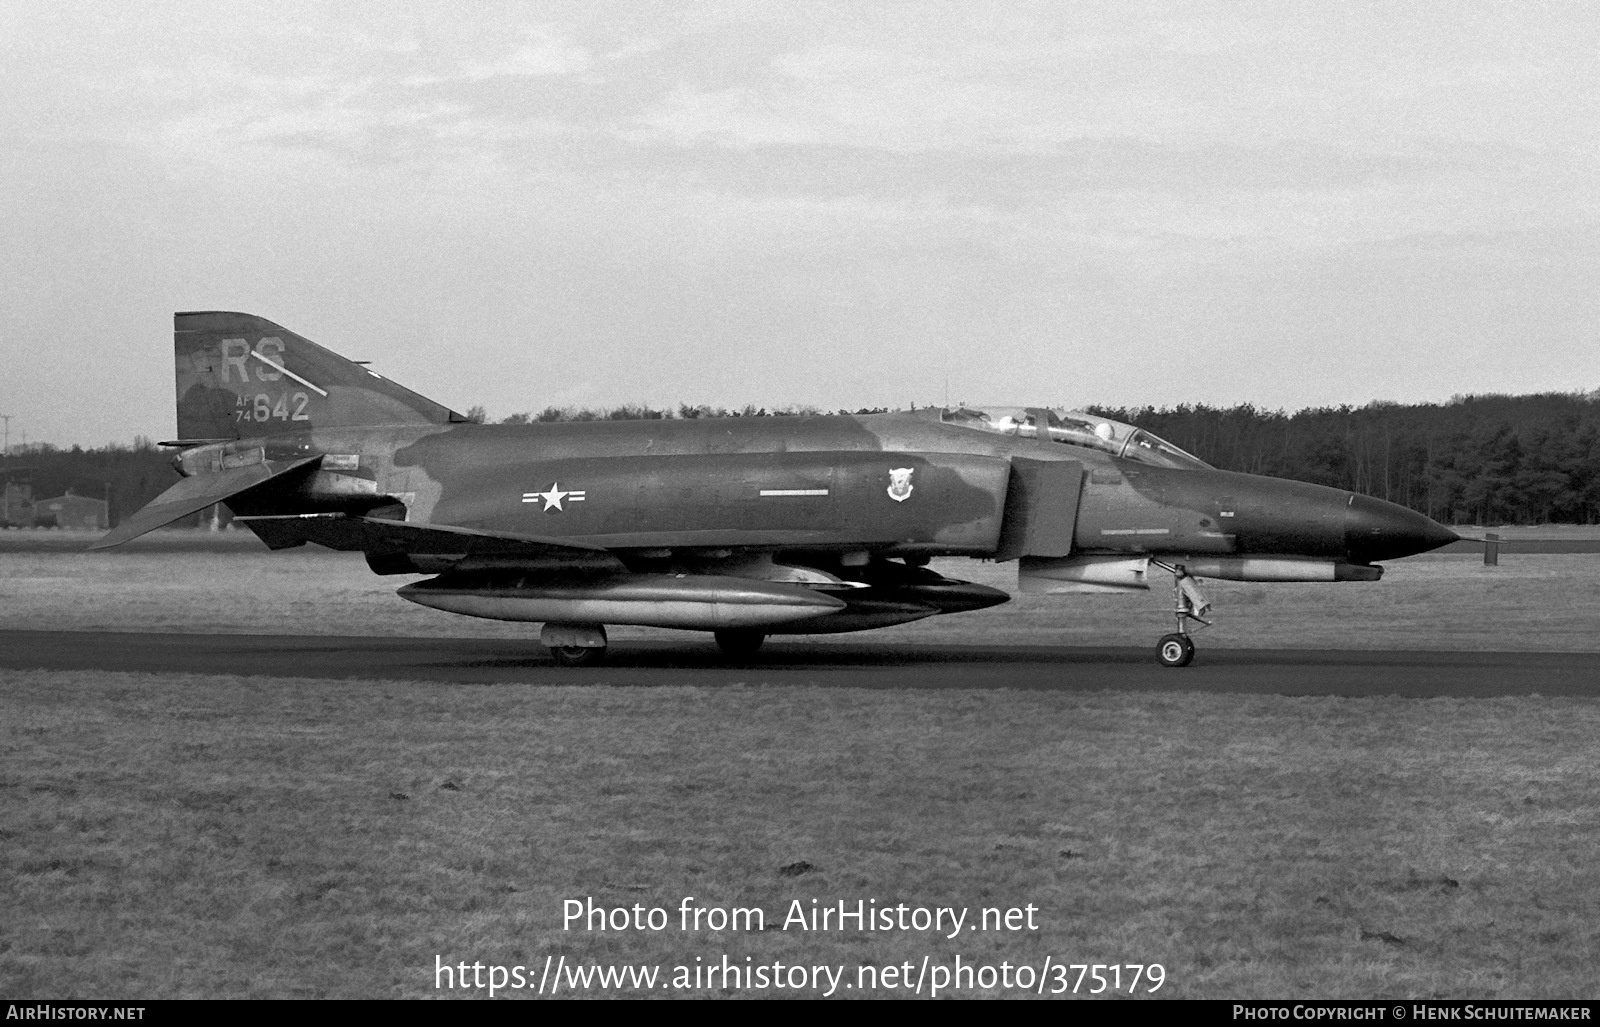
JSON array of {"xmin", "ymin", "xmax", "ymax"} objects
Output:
[
  {"xmin": 1156, "ymin": 633, "xmax": 1195, "ymax": 668},
  {"xmin": 714, "ymin": 630, "xmax": 767, "ymax": 657},
  {"xmin": 550, "ymin": 644, "xmax": 606, "ymax": 667}
]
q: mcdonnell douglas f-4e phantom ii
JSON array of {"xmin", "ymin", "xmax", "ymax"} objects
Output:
[{"xmin": 94, "ymin": 312, "xmax": 1459, "ymax": 666}]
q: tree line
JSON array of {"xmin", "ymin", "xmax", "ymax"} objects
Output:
[
  {"xmin": 0, "ymin": 438, "xmax": 177, "ymax": 528},
  {"xmin": 6, "ymin": 391, "xmax": 1598, "ymax": 527},
  {"xmin": 465, "ymin": 403, "xmax": 890, "ymax": 423},
  {"xmin": 1091, "ymin": 392, "xmax": 1600, "ymax": 525}
]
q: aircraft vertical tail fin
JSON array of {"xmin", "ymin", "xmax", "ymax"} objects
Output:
[{"xmin": 173, "ymin": 311, "xmax": 464, "ymax": 441}]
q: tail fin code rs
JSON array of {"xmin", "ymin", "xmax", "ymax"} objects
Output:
[{"xmin": 174, "ymin": 311, "xmax": 465, "ymax": 441}]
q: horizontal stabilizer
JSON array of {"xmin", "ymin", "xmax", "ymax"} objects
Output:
[{"xmin": 89, "ymin": 456, "xmax": 321, "ymax": 550}]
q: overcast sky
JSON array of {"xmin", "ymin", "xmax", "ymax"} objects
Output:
[{"xmin": 3, "ymin": 1, "xmax": 1597, "ymax": 447}]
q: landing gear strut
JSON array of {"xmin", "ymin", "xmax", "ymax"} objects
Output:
[{"xmin": 1150, "ymin": 560, "xmax": 1211, "ymax": 668}]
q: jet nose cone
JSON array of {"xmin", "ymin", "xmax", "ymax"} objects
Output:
[{"xmin": 1344, "ymin": 494, "xmax": 1459, "ymax": 562}]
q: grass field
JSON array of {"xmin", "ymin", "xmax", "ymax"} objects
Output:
[
  {"xmin": 5, "ymin": 671, "xmax": 1599, "ymax": 999},
  {"xmin": 3, "ymin": 529, "xmax": 1600, "ymax": 999},
  {"xmin": 2, "ymin": 527, "xmax": 1599, "ymax": 651}
]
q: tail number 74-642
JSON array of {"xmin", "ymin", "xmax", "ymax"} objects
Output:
[{"xmin": 236, "ymin": 392, "xmax": 311, "ymax": 422}]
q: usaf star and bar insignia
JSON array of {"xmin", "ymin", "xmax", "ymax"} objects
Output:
[{"xmin": 523, "ymin": 483, "xmax": 587, "ymax": 512}]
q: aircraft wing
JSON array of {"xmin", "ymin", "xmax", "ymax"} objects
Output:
[
  {"xmin": 89, "ymin": 456, "xmax": 323, "ymax": 550},
  {"xmin": 350, "ymin": 516, "xmax": 622, "ymax": 571},
  {"xmin": 236, "ymin": 512, "xmax": 626, "ymax": 573}
]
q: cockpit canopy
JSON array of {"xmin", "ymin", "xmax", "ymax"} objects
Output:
[{"xmin": 940, "ymin": 406, "xmax": 1210, "ymax": 470}]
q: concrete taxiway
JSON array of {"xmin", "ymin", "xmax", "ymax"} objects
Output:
[{"xmin": 1, "ymin": 630, "xmax": 1596, "ymax": 696}]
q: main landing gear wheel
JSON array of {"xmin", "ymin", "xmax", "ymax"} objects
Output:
[
  {"xmin": 714, "ymin": 630, "xmax": 767, "ymax": 657},
  {"xmin": 541, "ymin": 623, "xmax": 609, "ymax": 667},
  {"xmin": 551, "ymin": 644, "xmax": 606, "ymax": 667},
  {"xmin": 1157, "ymin": 633, "xmax": 1195, "ymax": 668}
]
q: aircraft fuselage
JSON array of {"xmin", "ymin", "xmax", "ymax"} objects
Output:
[
  {"xmin": 209, "ymin": 412, "xmax": 1451, "ymax": 573},
  {"xmin": 100, "ymin": 311, "xmax": 1460, "ymax": 666}
]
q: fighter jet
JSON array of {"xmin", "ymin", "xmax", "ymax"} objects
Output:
[{"xmin": 94, "ymin": 312, "xmax": 1458, "ymax": 666}]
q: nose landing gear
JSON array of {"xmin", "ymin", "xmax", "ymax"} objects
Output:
[{"xmin": 1150, "ymin": 560, "xmax": 1211, "ymax": 667}]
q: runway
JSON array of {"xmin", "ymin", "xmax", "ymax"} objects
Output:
[{"xmin": 1, "ymin": 629, "xmax": 1596, "ymax": 696}]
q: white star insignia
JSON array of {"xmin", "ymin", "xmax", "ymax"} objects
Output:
[{"xmin": 522, "ymin": 483, "xmax": 586, "ymax": 512}]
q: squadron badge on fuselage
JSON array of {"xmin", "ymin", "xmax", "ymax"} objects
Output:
[{"xmin": 887, "ymin": 467, "xmax": 914, "ymax": 503}]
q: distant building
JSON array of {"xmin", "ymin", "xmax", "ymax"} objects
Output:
[
  {"xmin": 2, "ymin": 480, "xmax": 34, "ymax": 527},
  {"xmin": 35, "ymin": 491, "xmax": 108, "ymax": 531}
]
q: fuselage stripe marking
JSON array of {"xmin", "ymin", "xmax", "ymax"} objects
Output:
[{"xmin": 759, "ymin": 489, "xmax": 830, "ymax": 497}]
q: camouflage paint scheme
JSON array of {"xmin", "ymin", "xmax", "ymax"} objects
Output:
[{"xmin": 95, "ymin": 313, "xmax": 1458, "ymax": 664}]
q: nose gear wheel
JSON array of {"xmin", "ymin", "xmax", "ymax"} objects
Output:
[
  {"xmin": 1157, "ymin": 633, "xmax": 1196, "ymax": 668},
  {"xmin": 1149, "ymin": 560, "xmax": 1211, "ymax": 667}
]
